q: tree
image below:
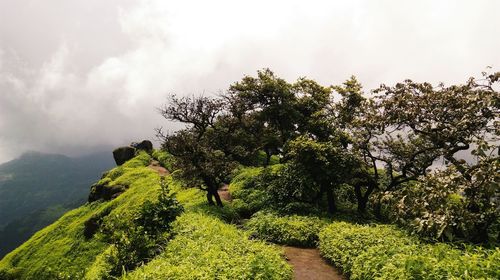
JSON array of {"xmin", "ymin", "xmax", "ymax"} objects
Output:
[
  {"xmin": 158, "ymin": 95, "xmax": 236, "ymax": 207},
  {"xmin": 351, "ymin": 72, "xmax": 500, "ymax": 217},
  {"xmin": 225, "ymin": 69, "xmax": 300, "ymax": 159},
  {"xmin": 283, "ymin": 135, "xmax": 360, "ymax": 214}
]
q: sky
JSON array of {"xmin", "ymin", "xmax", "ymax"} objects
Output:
[{"xmin": 0, "ymin": 0, "xmax": 499, "ymax": 163}]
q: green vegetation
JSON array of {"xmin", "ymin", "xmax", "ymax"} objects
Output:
[
  {"xmin": 126, "ymin": 213, "xmax": 292, "ymax": 280},
  {"xmin": 0, "ymin": 154, "xmax": 162, "ymax": 279},
  {"xmin": 245, "ymin": 212, "xmax": 329, "ymax": 247},
  {"xmin": 0, "ymin": 152, "xmax": 291, "ymax": 279},
  {"xmin": 319, "ymin": 222, "xmax": 500, "ymax": 279},
  {"xmin": 229, "ymin": 166, "xmax": 272, "ymax": 218},
  {"xmin": 2, "ymin": 69, "xmax": 499, "ymax": 279},
  {"xmin": 158, "ymin": 69, "xmax": 499, "ymax": 243},
  {"xmin": 0, "ymin": 151, "xmax": 115, "ymax": 258},
  {"xmin": 151, "ymin": 150, "xmax": 175, "ymax": 171}
]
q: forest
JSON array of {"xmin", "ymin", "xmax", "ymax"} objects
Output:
[{"xmin": 0, "ymin": 69, "xmax": 498, "ymax": 279}]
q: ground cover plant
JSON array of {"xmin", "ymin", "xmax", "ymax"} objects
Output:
[
  {"xmin": 125, "ymin": 213, "xmax": 292, "ymax": 280},
  {"xmin": 245, "ymin": 211, "xmax": 329, "ymax": 247},
  {"xmin": 319, "ymin": 221, "xmax": 500, "ymax": 279}
]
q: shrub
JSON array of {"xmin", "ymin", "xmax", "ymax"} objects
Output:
[
  {"xmin": 319, "ymin": 222, "xmax": 415, "ymax": 275},
  {"xmin": 266, "ymin": 164, "xmax": 320, "ymax": 213},
  {"xmin": 376, "ymin": 245, "xmax": 500, "ymax": 280},
  {"xmin": 99, "ymin": 180, "xmax": 183, "ymax": 276},
  {"xmin": 245, "ymin": 211, "xmax": 329, "ymax": 247},
  {"xmin": 319, "ymin": 221, "xmax": 500, "ymax": 279},
  {"xmin": 229, "ymin": 167, "xmax": 271, "ymax": 217},
  {"xmin": 122, "ymin": 151, "xmax": 152, "ymax": 168},
  {"xmin": 152, "ymin": 150, "xmax": 175, "ymax": 171},
  {"xmin": 125, "ymin": 213, "xmax": 292, "ymax": 280}
]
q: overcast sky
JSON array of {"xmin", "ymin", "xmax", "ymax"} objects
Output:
[{"xmin": 0, "ymin": 0, "xmax": 499, "ymax": 163}]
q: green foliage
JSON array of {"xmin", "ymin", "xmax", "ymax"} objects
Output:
[
  {"xmin": 0, "ymin": 153, "xmax": 159, "ymax": 279},
  {"xmin": 0, "ymin": 152, "xmax": 115, "ymax": 257},
  {"xmin": 254, "ymin": 151, "xmax": 280, "ymax": 166},
  {"xmin": 319, "ymin": 221, "xmax": 500, "ymax": 279},
  {"xmin": 245, "ymin": 212, "xmax": 329, "ymax": 247},
  {"xmin": 125, "ymin": 213, "xmax": 292, "ymax": 280},
  {"xmin": 99, "ymin": 179, "xmax": 183, "ymax": 276},
  {"xmin": 121, "ymin": 151, "xmax": 151, "ymax": 168},
  {"xmin": 151, "ymin": 150, "xmax": 175, "ymax": 171},
  {"xmin": 374, "ymin": 245, "xmax": 500, "ymax": 280},
  {"xmin": 265, "ymin": 163, "xmax": 322, "ymax": 214},
  {"xmin": 229, "ymin": 166, "xmax": 279, "ymax": 217},
  {"xmin": 381, "ymin": 157, "xmax": 500, "ymax": 243}
]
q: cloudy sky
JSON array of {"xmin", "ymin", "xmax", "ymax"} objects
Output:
[{"xmin": 0, "ymin": 0, "xmax": 499, "ymax": 163}]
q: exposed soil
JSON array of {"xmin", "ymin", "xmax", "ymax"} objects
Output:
[
  {"xmin": 218, "ymin": 184, "xmax": 232, "ymax": 202},
  {"xmin": 148, "ymin": 160, "xmax": 169, "ymax": 176},
  {"xmin": 283, "ymin": 246, "xmax": 345, "ymax": 280}
]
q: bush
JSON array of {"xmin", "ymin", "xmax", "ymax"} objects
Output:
[
  {"xmin": 152, "ymin": 150, "xmax": 175, "ymax": 171},
  {"xmin": 229, "ymin": 167, "xmax": 271, "ymax": 217},
  {"xmin": 382, "ymin": 162, "xmax": 500, "ymax": 243},
  {"xmin": 100, "ymin": 180, "xmax": 183, "ymax": 276},
  {"xmin": 266, "ymin": 165, "xmax": 314, "ymax": 203},
  {"xmin": 376, "ymin": 245, "xmax": 500, "ymax": 280},
  {"xmin": 122, "ymin": 151, "xmax": 151, "ymax": 168},
  {"xmin": 319, "ymin": 221, "xmax": 500, "ymax": 279},
  {"xmin": 125, "ymin": 213, "xmax": 292, "ymax": 280},
  {"xmin": 245, "ymin": 211, "xmax": 329, "ymax": 247},
  {"xmin": 319, "ymin": 222, "xmax": 414, "ymax": 275}
]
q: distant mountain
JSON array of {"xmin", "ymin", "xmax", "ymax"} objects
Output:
[{"xmin": 0, "ymin": 151, "xmax": 115, "ymax": 257}]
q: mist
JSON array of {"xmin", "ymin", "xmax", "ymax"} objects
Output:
[{"xmin": 1, "ymin": 0, "xmax": 499, "ymax": 163}]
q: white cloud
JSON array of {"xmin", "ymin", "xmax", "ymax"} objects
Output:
[{"xmin": 0, "ymin": 0, "xmax": 499, "ymax": 163}]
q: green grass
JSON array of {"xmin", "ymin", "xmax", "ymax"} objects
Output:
[
  {"xmin": 151, "ymin": 150, "xmax": 175, "ymax": 171},
  {"xmin": 245, "ymin": 211, "xmax": 329, "ymax": 247},
  {"xmin": 0, "ymin": 153, "xmax": 160, "ymax": 279},
  {"xmin": 229, "ymin": 165, "xmax": 283, "ymax": 218},
  {"xmin": 125, "ymin": 213, "xmax": 292, "ymax": 280},
  {"xmin": 0, "ymin": 152, "xmax": 291, "ymax": 279},
  {"xmin": 318, "ymin": 221, "xmax": 500, "ymax": 280}
]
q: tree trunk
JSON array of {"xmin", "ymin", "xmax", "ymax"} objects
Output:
[
  {"xmin": 206, "ymin": 191, "xmax": 215, "ymax": 205},
  {"xmin": 212, "ymin": 188, "xmax": 224, "ymax": 207},
  {"xmin": 374, "ymin": 198, "xmax": 383, "ymax": 219},
  {"xmin": 326, "ymin": 188, "xmax": 336, "ymax": 214},
  {"xmin": 204, "ymin": 177, "xmax": 224, "ymax": 207},
  {"xmin": 265, "ymin": 150, "xmax": 271, "ymax": 167},
  {"xmin": 354, "ymin": 182, "xmax": 375, "ymax": 213}
]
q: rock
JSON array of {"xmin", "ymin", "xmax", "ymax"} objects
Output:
[
  {"xmin": 88, "ymin": 181, "xmax": 128, "ymax": 202},
  {"xmin": 83, "ymin": 216, "xmax": 100, "ymax": 238},
  {"xmin": 132, "ymin": 140, "xmax": 153, "ymax": 153},
  {"xmin": 83, "ymin": 208, "xmax": 112, "ymax": 238},
  {"xmin": 112, "ymin": 146, "xmax": 136, "ymax": 166}
]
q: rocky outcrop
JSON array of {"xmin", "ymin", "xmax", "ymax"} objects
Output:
[
  {"xmin": 83, "ymin": 207, "xmax": 112, "ymax": 238},
  {"xmin": 133, "ymin": 140, "xmax": 153, "ymax": 153},
  {"xmin": 112, "ymin": 146, "xmax": 136, "ymax": 166},
  {"xmin": 88, "ymin": 181, "xmax": 128, "ymax": 202}
]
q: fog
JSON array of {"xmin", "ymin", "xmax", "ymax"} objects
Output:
[{"xmin": 1, "ymin": 0, "xmax": 499, "ymax": 163}]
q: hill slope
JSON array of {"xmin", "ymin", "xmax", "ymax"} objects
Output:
[
  {"xmin": 0, "ymin": 152, "xmax": 291, "ymax": 279},
  {"xmin": 0, "ymin": 151, "xmax": 115, "ymax": 257}
]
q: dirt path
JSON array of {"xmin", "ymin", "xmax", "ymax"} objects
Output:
[
  {"xmin": 283, "ymin": 246, "xmax": 345, "ymax": 280},
  {"xmin": 148, "ymin": 160, "xmax": 169, "ymax": 176},
  {"xmin": 218, "ymin": 184, "xmax": 232, "ymax": 202}
]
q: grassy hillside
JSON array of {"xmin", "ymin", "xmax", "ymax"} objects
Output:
[
  {"xmin": 0, "ymin": 151, "xmax": 115, "ymax": 257},
  {"xmin": 0, "ymin": 152, "xmax": 291, "ymax": 279}
]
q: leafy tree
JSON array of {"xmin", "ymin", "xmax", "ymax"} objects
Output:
[
  {"xmin": 351, "ymin": 72, "xmax": 500, "ymax": 218},
  {"xmin": 158, "ymin": 95, "xmax": 240, "ymax": 206},
  {"xmin": 226, "ymin": 69, "xmax": 300, "ymax": 145},
  {"xmin": 283, "ymin": 135, "xmax": 360, "ymax": 213}
]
